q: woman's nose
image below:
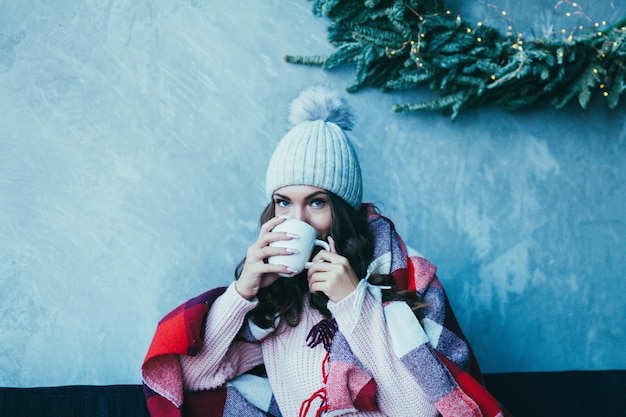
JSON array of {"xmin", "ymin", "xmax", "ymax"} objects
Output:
[{"xmin": 290, "ymin": 207, "xmax": 307, "ymax": 223}]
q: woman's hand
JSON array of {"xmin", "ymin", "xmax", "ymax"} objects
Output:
[
  {"xmin": 235, "ymin": 216, "xmax": 297, "ymax": 300},
  {"xmin": 307, "ymin": 236, "xmax": 359, "ymax": 303}
]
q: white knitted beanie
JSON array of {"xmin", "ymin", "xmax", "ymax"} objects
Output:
[{"xmin": 265, "ymin": 86, "xmax": 362, "ymax": 210}]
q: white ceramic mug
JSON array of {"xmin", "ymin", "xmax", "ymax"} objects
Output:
[{"xmin": 268, "ymin": 218, "xmax": 330, "ymax": 277}]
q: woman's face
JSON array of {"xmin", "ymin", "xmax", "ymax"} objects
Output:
[{"xmin": 272, "ymin": 185, "xmax": 332, "ymax": 239}]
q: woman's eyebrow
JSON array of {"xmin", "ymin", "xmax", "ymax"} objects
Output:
[
  {"xmin": 273, "ymin": 193, "xmax": 291, "ymax": 201},
  {"xmin": 305, "ymin": 191, "xmax": 328, "ymax": 200}
]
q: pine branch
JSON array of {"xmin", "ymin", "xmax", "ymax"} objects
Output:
[{"xmin": 286, "ymin": 0, "xmax": 626, "ymax": 119}]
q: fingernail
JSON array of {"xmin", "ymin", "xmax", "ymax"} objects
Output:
[
  {"xmin": 285, "ymin": 233, "xmax": 299, "ymax": 239},
  {"xmin": 285, "ymin": 248, "xmax": 299, "ymax": 254}
]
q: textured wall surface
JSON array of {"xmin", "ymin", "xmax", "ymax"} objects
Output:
[{"xmin": 1, "ymin": 0, "xmax": 624, "ymax": 387}]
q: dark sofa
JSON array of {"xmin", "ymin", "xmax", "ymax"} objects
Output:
[{"xmin": 1, "ymin": 370, "xmax": 624, "ymax": 417}]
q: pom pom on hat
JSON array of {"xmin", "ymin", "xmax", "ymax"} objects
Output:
[
  {"xmin": 288, "ymin": 86, "xmax": 355, "ymax": 130},
  {"xmin": 265, "ymin": 86, "xmax": 363, "ymax": 210}
]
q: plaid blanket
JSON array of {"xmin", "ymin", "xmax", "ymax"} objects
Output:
[{"xmin": 142, "ymin": 206, "xmax": 507, "ymax": 417}]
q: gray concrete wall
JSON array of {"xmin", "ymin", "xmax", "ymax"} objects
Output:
[{"xmin": 1, "ymin": 0, "xmax": 624, "ymax": 386}]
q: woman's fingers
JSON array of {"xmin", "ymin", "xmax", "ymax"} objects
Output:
[
  {"xmin": 253, "ymin": 217, "xmax": 298, "ymax": 252},
  {"xmin": 248, "ymin": 243, "xmax": 297, "ymax": 263},
  {"xmin": 310, "ymin": 248, "xmax": 342, "ymax": 265},
  {"xmin": 261, "ymin": 215, "xmax": 287, "ymax": 233},
  {"xmin": 238, "ymin": 217, "xmax": 299, "ymax": 299},
  {"xmin": 307, "ymin": 257, "xmax": 359, "ymax": 302},
  {"xmin": 327, "ymin": 235, "xmax": 336, "ymax": 253}
]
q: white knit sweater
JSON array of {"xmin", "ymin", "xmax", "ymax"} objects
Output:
[{"xmin": 180, "ymin": 283, "xmax": 437, "ymax": 417}]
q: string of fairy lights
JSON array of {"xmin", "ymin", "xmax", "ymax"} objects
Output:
[
  {"xmin": 390, "ymin": 1, "xmax": 621, "ymax": 99},
  {"xmin": 286, "ymin": 0, "xmax": 625, "ymax": 118},
  {"xmin": 473, "ymin": 1, "xmax": 619, "ymax": 100}
]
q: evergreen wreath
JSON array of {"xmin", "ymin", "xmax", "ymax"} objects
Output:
[{"xmin": 284, "ymin": 0, "xmax": 626, "ymax": 120}]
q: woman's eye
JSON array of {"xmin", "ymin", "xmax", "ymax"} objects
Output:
[
  {"xmin": 310, "ymin": 199, "xmax": 327, "ymax": 208},
  {"xmin": 275, "ymin": 199, "xmax": 290, "ymax": 208}
]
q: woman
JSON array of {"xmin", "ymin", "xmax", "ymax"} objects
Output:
[{"xmin": 142, "ymin": 87, "xmax": 506, "ymax": 417}]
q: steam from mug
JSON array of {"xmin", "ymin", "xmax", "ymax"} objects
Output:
[{"xmin": 268, "ymin": 218, "xmax": 330, "ymax": 277}]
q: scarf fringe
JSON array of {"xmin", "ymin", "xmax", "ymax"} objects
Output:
[{"xmin": 306, "ymin": 318, "xmax": 338, "ymax": 352}]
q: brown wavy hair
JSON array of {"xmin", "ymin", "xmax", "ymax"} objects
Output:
[{"xmin": 235, "ymin": 192, "xmax": 426, "ymax": 329}]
